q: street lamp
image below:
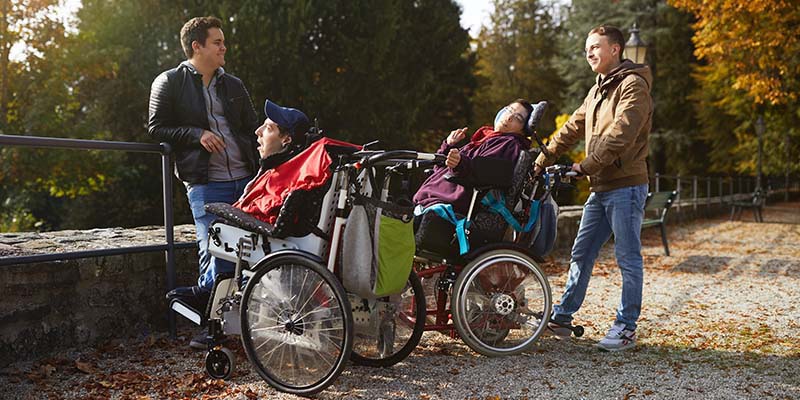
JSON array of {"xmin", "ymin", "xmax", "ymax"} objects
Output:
[
  {"xmin": 755, "ymin": 115, "xmax": 765, "ymax": 191},
  {"xmin": 624, "ymin": 23, "xmax": 647, "ymax": 64}
]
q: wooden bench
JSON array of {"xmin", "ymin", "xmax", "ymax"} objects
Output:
[
  {"xmin": 641, "ymin": 191, "xmax": 678, "ymax": 256},
  {"xmin": 729, "ymin": 189, "xmax": 764, "ymax": 222}
]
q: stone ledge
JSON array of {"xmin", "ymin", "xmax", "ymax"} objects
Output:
[
  {"xmin": 0, "ymin": 225, "xmax": 197, "ymax": 257},
  {"xmin": 0, "ymin": 225, "xmax": 199, "ymax": 368}
]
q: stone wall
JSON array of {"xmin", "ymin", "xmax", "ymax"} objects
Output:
[{"xmin": 0, "ymin": 226, "xmax": 198, "ymax": 368}]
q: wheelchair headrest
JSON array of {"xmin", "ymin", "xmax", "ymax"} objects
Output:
[{"xmin": 526, "ymin": 101, "xmax": 548, "ymax": 135}]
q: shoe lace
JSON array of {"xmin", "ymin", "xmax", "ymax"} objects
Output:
[{"xmin": 607, "ymin": 323, "xmax": 626, "ymax": 338}]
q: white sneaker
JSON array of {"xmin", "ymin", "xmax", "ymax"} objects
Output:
[{"xmin": 596, "ymin": 322, "xmax": 636, "ymax": 352}]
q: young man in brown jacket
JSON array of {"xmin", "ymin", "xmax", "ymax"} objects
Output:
[{"xmin": 534, "ymin": 25, "xmax": 653, "ymax": 351}]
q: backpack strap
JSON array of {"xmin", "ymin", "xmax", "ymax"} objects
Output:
[
  {"xmin": 415, "ymin": 203, "xmax": 471, "ymax": 255},
  {"xmin": 481, "ymin": 191, "xmax": 541, "ymax": 233}
]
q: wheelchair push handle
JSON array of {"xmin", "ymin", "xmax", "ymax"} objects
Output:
[
  {"xmin": 545, "ymin": 164, "xmax": 582, "ymax": 178},
  {"xmin": 348, "ymin": 150, "xmax": 446, "ymax": 169}
]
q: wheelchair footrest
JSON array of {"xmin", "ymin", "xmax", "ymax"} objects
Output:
[{"xmin": 170, "ymin": 298, "xmax": 207, "ymax": 327}]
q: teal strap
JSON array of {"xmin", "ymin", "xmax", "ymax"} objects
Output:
[
  {"xmin": 481, "ymin": 191, "xmax": 541, "ymax": 233},
  {"xmin": 415, "ymin": 203, "xmax": 471, "ymax": 255}
]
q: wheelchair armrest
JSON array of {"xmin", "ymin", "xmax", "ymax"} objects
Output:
[{"xmin": 205, "ymin": 202, "xmax": 274, "ymax": 237}]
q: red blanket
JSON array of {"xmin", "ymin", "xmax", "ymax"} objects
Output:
[{"xmin": 234, "ymin": 137, "xmax": 359, "ymax": 224}]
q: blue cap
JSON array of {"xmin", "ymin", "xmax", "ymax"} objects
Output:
[{"xmin": 264, "ymin": 99, "xmax": 310, "ymax": 140}]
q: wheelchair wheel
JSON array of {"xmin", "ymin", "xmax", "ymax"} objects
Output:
[
  {"xmin": 240, "ymin": 254, "xmax": 353, "ymax": 396},
  {"xmin": 205, "ymin": 347, "xmax": 235, "ymax": 380},
  {"xmin": 451, "ymin": 249, "xmax": 551, "ymax": 357},
  {"xmin": 350, "ymin": 270, "xmax": 425, "ymax": 367}
]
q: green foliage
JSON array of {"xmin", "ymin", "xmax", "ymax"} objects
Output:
[
  {"xmin": 472, "ymin": 0, "xmax": 563, "ymax": 133},
  {"xmin": 1, "ymin": 0, "xmax": 474, "ymax": 231}
]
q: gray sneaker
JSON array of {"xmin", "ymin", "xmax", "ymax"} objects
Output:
[{"xmin": 596, "ymin": 322, "xmax": 636, "ymax": 351}]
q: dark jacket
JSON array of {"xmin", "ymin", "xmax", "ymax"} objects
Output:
[
  {"xmin": 148, "ymin": 63, "xmax": 259, "ymax": 184},
  {"xmin": 414, "ymin": 126, "xmax": 531, "ymax": 215},
  {"xmin": 535, "ymin": 60, "xmax": 653, "ymax": 192}
]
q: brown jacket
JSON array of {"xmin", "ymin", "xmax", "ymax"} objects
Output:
[{"xmin": 535, "ymin": 60, "xmax": 653, "ymax": 192}]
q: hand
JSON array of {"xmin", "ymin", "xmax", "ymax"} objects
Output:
[
  {"xmin": 572, "ymin": 162, "xmax": 584, "ymax": 175},
  {"xmin": 533, "ymin": 164, "xmax": 543, "ymax": 176},
  {"xmin": 445, "ymin": 148, "xmax": 461, "ymax": 169},
  {"xmin": 200, "ymin": 130, "xmax": 225, "ymax": 153},
  {"xmin": 446, "ymin": 127, "xmax": 468, "ymax": 145}
]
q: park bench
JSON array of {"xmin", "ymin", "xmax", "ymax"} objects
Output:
[
  {"xmin": 729, "ymin": 189, "xmax": 764, "ymax": 222},
  {"xmin": 642, "ymin": 190, "xmax": 678, "ymax": 256}
]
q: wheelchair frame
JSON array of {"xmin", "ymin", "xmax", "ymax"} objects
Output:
[{"xmin": 170, "ymin": 148, "xmax": 443, "ymax": 395}]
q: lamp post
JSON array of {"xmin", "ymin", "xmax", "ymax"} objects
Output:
[
  {"xmin": 785, "ymin": 133, "xmax": 790, "ymax": 201},
  {"xmin": 624, "ymin": 23, "xmax": 647, "ymax": 64},
  {"xmin": 755, "ymin": 115, "xmax": 765, "ymax": 191}
]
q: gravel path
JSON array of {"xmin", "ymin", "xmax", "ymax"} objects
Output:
[{"xmin": 3, "ymin": 203, "xmax": 799, "ymax": 399}]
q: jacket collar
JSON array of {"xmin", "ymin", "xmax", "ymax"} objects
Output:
[
  {"xmin": 180, "ymin": 61, "xmax": 225, "ymax": 81},
  {"xmin": 470, "ymin": 126, "xmax": 531, "ymax": 148},
  {"xmin": 595, "ymin": 59, "xmax": 651, "ymax": 90}
]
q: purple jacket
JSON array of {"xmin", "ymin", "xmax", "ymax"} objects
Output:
[{"xmin": 413, "ymin": 126, "xmax": 531, "ymax": 215}]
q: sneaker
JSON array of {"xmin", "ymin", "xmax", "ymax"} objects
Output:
[
  {"xmin": 546, "ymin": 321, "xmax": 574, "ymax": 338},
  {"xmin": 166, "ymin": 286, "xmax": 210, "ymax": 312},
  {"xmin": 596, "ymin": 322, "xmax": 636, "ymax": 352}
]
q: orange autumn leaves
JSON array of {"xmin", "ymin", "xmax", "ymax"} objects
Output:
[{"xmin": 669, "ymin": 0, "xmax": 800, "ymax": 106}]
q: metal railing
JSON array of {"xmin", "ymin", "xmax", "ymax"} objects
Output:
[
  {"xmin": 0, "ymin": 134, "xmax": 195, "ymax": 336},
  {"xmin": 651, "ymin": 173, "xmax": 799, "ymax": 215},
  {"xmin": 558, "ymin": 173, "xmax": 798, "ymax": 215}
]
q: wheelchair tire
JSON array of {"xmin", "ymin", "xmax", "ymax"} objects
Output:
[
  {"xmin": 205, "ymin": 347, "xmax": 235, "ymax": 380},
  {"xmin": 451, "ymin": 249, "xmax": 551, "ymax": 357},
  {"xmin": 350, "ymin": 270, "xmax": 425, "ymax": 367},
  {"xmin": 239, "ymin": 254, "xmax": 353, "ymax": 396}
]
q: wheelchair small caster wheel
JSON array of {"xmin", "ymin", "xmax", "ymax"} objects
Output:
[
  {"xmin": 205, "ymin": 347, "xmax": 235, "ymax": 380},
  {"xmin": 573, "ymin": 325, "xmax": 584, "ymax": 337}
]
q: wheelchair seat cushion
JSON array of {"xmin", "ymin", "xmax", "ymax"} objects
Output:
[{"xmin": 205, "ymin": 202, "xmax": 274, "ymax": 237}]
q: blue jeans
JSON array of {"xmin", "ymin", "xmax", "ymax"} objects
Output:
[
  {"xmin": 185, "ymin": 177, "xmax": 252, "ymax": 291},
  {"xmin": 552, "ymin": 184, "xmax": 648, "ymax": 331}
]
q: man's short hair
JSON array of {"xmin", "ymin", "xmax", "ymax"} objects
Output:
[
  {"xmin": 589, "ymin": 25, "xmax": 625, "ymax": 62},
  {"xmin": 180, "ymin": 16, "xmax": 223, "ymax": 59}
]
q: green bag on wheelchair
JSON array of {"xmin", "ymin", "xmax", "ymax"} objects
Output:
[{"xmin": 341, "ymin": 195, "xmax": 415, "ymax": 299}]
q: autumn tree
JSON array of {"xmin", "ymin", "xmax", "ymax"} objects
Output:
[{"xmin": 669, "ymin": 0, "xmax": 800, "ymax": 176}]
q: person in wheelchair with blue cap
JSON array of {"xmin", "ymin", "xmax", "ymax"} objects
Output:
[
  {"xmin": 167, "ymin": 99, "xmax": 309, "ymax": 349},
  {"xmin": 413, "ymin": 99, "xmax": 534, "ymax": 254}
]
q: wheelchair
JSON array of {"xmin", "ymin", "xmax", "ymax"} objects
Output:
[
  {"xmin": 409, "ymin": 100, "xmax": 587, "ymax": 356},
  {"xmin": 168, "ymin": 141, "xmax": 444, "ymax": 396},
  {"xmin": 412, "ymin": 157, "xmax": 586, "ymax": 357}
]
